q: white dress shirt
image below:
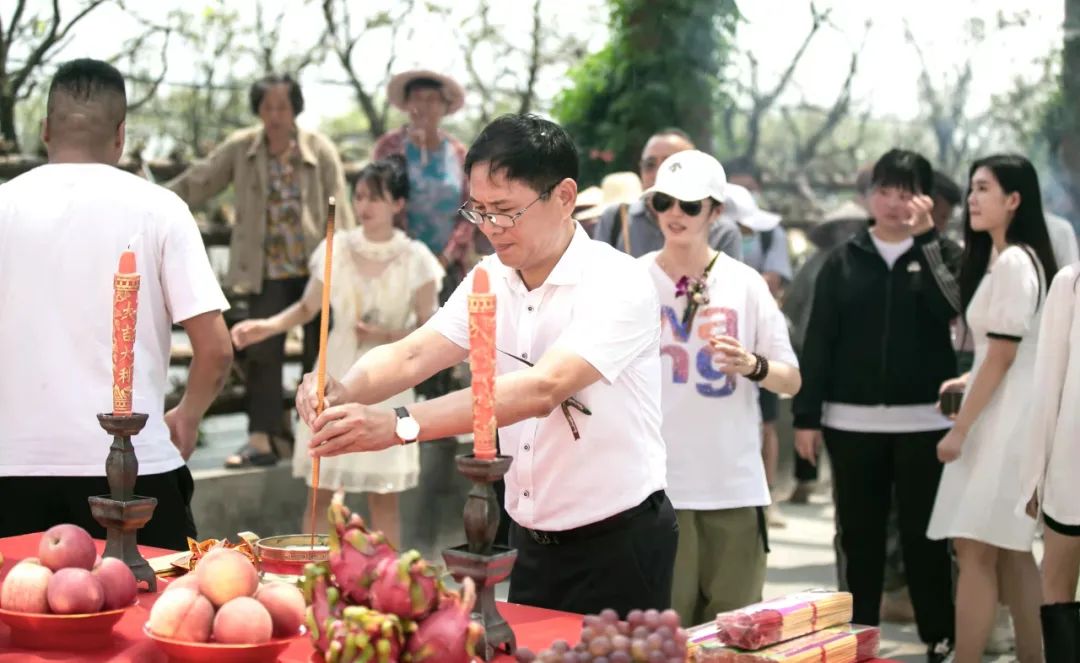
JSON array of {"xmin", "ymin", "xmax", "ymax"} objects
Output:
[{"xmin": 427, "ymin": 223, "xmax": 667, "ymax": 531}]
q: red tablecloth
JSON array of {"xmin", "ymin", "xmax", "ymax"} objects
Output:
[
  {"xmin": 0, "ymin": 533, "xmax": 580, "ymax": 662},
  {"xmin": 0, "ymin": 533, "xmax": 898, "ymax": 662}
]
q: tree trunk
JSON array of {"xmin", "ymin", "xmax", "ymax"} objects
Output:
[
  {"xmin": 1060, "ymin": 0, "xmax": 1080, "ymax": 210},
  {"xmin": 0, "ymin": 95, "xmax": 20, "ymax": 153}
]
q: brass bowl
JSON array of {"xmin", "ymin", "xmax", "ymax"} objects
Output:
[{"xmin": 254, "ymin": 534, "xmax": 330, "ymax": 579}]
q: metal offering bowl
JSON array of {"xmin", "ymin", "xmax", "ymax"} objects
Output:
[{"xmin": 253, "ymin": 534, "xmax": 330, "ymax": 578}]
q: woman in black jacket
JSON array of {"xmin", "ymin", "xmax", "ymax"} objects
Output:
[{"xmin": 793, "ymin": 149, "xmax": 961, "ymax": 662}]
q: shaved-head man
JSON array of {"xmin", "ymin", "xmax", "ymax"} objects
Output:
[
  {"xmin": 0, "ymin": 59, "xmax": 233, "ymax": 549},
  {"xmin": 592, "ymin": 129, "xmax": 742, "ymax": 259}
]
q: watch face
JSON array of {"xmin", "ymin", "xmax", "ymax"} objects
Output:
[{"xmin": 396, "ymin": 417, "xmax": 420, "ymax": 441}]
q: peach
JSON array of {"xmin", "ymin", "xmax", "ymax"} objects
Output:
[
  {"xmin": 46, "ymin": 568, "xmax": 104, "ymax": 614},
  {"xmin": 255, "ymin": 582, "xmax": 305, "ymax": 637},
  {"xmin": 212, "ymin": 596, "xmax": 273, "ymax": 644},
  {"xmin": 163, "ymin": 573, "xmax": 199, "ymax": 593},
  {"xmin": 148, "ymin": 587, "xmax": 214, "ymax": 642},
  {"xmin": 92, "ymin": 557, "xmax": 137, "ymax": 609},
  {"xmin": 0, "ymin": 559, "xmax": 53, "ymax": 613},
  {"xmin": 195, "ymin": 548, "xmax": 258, "ymax": 607},
  {"xmin": 38, "ymin": 524, "xmax": 97, "ymax": 572}
]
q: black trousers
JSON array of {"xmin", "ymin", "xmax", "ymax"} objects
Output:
[
  {"xmin": 824, "ymin": 428, "xmax": 954, "ymax": 644},
  {"xmin": 0, "ymin": 467, "xmax": 197, "ymax": 551},
  {"xmin": 508, "ymin": 491, "xmax": 678, "ymax": 617},
  {"xmin": 245, "ymin": 277, "xmax": 320, "ymax": 437}
]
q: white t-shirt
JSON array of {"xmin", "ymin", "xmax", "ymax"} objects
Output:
[
  {"xmin": 869, "ymin": 233, "xmax": 913, "ymax": 269},
  {"xmin": 0, "ymin": 163, "xmax": 229, "ymax": 477},
  {"xmin": 642, "ymin": 251, "xmax": 798, "ymax": 510},
  {"xmin": 427, "ymin": 224, "xmax": 667, "ymax": 531}
]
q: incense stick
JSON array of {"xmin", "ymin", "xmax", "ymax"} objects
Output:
[{"xmin": 310, "ymin": 196, "xmax": 336, "ymax": 549}]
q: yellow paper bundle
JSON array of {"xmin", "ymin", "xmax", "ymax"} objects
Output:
[
  {"xmin": 709, "ymin": 590, "xmax": 854, "ymax": 650},
  {"xmin": 691, "ymin": 624, "xmax": 880, "ymax": 663}
]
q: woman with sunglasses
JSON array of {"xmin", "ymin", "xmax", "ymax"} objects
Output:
[{"xmin": 639, "ymin": 150, "xmax": 801, "ymax": 625}]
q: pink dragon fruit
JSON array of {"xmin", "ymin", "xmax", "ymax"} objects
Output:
[
  {"xmin": 327, "ymin": 490, "xmax": 397, "ymax": 605},
  {"xmin": 370, "ymin": 550, "xmax": 444, "ymax": 620},
  {"xmin": 324, "ymin": 605, "xmax": 409, "ymax": 663},
  {"xmin": 406, "ymin": 578, "xmax": 486, "ymax": 663},
  {"xmin": 302, "ymin": 562, "xmax": 344, "ymax": 654}
]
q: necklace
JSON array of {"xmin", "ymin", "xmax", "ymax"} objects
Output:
[{"xmin": 656, "ymin": 249, "xmax": 717, "ymax": 281}]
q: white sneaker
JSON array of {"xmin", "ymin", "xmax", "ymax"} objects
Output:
[{"xmin": 984, "ymin": 605, "xmax": 1014, "ymax": 655}]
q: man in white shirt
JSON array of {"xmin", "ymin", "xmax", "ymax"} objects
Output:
[
  {"xmin": 0, "ymin": 59, "xmax": 233, "ymax": 549},
  {"xmin": 296, "ymin": 114, "xmax": 675, "ymax": 616}
]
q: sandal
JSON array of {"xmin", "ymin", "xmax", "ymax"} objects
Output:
[{"xmin": 224, "ymin": 444, "xmax": 278, "ymax": 469}]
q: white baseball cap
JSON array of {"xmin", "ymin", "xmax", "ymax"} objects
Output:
[
  {"xmin": 722, "ymin": 183, "xmax": 782, "ymax": 232},
  {"xmin": 643, "ymin": 150, "xmax": 727, "ymax": 203}
]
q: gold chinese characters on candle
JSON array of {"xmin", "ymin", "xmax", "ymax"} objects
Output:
[
  {"xmin": 468, "ymin": 267, "xmax": 497, "ymax": 460},
  {"xmin": 112, "ymin": 250, "xmax": 139, "ymax": 416}
]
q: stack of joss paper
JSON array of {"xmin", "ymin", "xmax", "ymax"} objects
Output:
[{"xmin": 687, "ymin": 590, "xmax": 880, "ymax": 663}]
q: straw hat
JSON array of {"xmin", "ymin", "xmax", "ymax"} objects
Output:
[
  {"xmin": 387, "ymin": 69, "xmax": 466, "ymax": 114},
  {"xmin": 577, "ymin": 171, "xmax": 644, "ymax": 221}
]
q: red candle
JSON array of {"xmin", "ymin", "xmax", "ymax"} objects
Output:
[
  {"xmin": 468, "ymin": 267, "xmax": 497, "ymax": 460},
  {"xmin": 112, "ymin": 250, "xmax": 140, "ymax": 416}
]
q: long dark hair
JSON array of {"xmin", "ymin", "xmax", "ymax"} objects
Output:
[
  {"xmin": 355, "ymin": 154, "xmax": 409, "ymax": 202},
  {"xmin": 958, "ymin": 154, "xmax": 1058, "ymax": 311}
]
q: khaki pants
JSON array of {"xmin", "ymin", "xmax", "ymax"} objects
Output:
[{"xmin": 671, "ymin": 506, "xmax": 767, "ymax": 626}]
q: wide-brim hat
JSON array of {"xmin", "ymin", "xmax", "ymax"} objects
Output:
[
  {"xmin": 577, "ymin": 171, "xmax": 644, "ymax": 220},
  {"xmin": 387, "ymin": 69, "xmax": 466, "ymax": 114}
]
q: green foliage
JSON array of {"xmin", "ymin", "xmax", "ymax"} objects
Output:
[{"xmin": 552, "ymin": 0, "xmax": 739, "ymax": 185}]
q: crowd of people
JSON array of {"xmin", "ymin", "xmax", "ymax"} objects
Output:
[{"xmin": 1, "ymin": 57, "xmax": 1079, "ymax": 663}]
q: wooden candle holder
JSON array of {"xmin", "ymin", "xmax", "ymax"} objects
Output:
[
  {"xmin": 442, "ymin": 453, "xmax": 517, "ymax": 660},
  {"xmin": 87, "ymin": 413, "xmax": 158, "ymax": 592}
]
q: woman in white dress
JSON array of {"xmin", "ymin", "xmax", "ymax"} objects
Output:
[
  {"xmin": 1019, "ymin": 262, "xmax": 1080, "ymax": 662},
  {"xmin": 926, "ymin": 154, "xmax": 1058, "ymax": 663},
  {"xmin": 231, "ymin": 156, "xmax": 443, "ymax": 547}
]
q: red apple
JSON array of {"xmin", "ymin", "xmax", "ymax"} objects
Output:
[
  {"xmin": 38, "ymin": 524, "xmax": 97, "ymax": 572},
  {"xmin": 46, "ymin": 568, "xmax": 105, "ymax": 614},
  {"xmin": 0, "ymin": 559, "xmax": 53, "ymax": 613},
  {"xmin": 92, "ymin": 557, "xmax": 137, "ymax": 609}
]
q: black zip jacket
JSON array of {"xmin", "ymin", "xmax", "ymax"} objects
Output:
[{"xmin": 792, "ymin": 227, "xmax": 963, "ymax": 429}]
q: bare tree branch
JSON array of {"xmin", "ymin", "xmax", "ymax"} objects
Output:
[
  {"xmin": 126, "ymin": 29, "xmax": 171, "ymax": 111},
  {"xmin": 517, "ymin": 0, "xmax": 543, "ymax": 115}
]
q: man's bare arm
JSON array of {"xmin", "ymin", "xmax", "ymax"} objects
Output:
[{"xmin": 339, "ymin": 326, "xmax": 467, "ymax": 405}]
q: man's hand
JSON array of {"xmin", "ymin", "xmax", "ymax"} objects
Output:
[
  {"xmin": 794, "ymin": 429, "xmax": 823, "ymax": 466},
  {"xmin": 308, "ymin": 404, "xmax": 397, "ymax": 457},
  {"xmin": 906, "ymin": 194, "xmax": 936, "ymax": 236},
  {"xmin": 296, "ymin": 372, "xmax": 349, "ymax": 428},
  {"xmin": 164, "ymin": 407, "xmax": 200, "ymax": 460},
  {"xmin": 936, "ymin": 428, "xmax": 965, "ymax": 463},
  {"xmin": 231, "ymin": 320, "xmax": 273, "ymax": 350}
]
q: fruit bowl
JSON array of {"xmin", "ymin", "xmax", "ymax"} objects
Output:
[
  {"xmin": 143, "ymin": 623, "xmax": 304, "ymax": 662},
  {"xmin": 0, "ymin": 600, "xmax": 136, "ymax": 650}
]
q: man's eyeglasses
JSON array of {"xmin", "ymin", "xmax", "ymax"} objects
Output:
[
  {"xmin": 458, "ymin": 184, "xmax": 556, "ymax": 229},
  {"xmin": 640, "ymin": 157, "xmax": 661, "ymax": 172},
  {"xmin": 651, "ymin": 193, "xmax": 707, "ymax": 217},
  {"xmin": 498, "ymin": 349, "xmax": 591, "ymax": 440}
]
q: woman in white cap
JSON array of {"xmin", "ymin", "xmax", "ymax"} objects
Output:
[{"xmin": 639, "ymin": 149, "xmax": 802, "ymax": 625}]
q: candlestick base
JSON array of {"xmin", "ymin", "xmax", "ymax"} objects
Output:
[
  {"xmin": 88, "ymin": 413, "xmax": 157, "ymax": 592},
  {"xmin": 442, "ymin": 453, "xmax": 517, "ymax": 660}
]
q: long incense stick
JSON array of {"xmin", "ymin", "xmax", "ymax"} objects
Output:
[{"xmin": 310, "ymin": 196, "xmax": 336, "ymax": 548}]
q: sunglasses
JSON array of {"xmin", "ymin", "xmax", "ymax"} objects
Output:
[
  {"xmin": 651, "ymin": 193, "xmax": 707, "ymax": 216},
  {"xmin": 498, "ymin": 349, "xmax": 591, "ymax": 440}
]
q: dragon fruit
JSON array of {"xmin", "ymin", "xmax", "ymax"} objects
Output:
[
  {"xmin": 327, "ymin": 490, "xmax": 397, "ymax": 605},
  {"xmin": 370, "ymin": 550, "xmax": 444, "ymax": 620},
  {"xmin": 324, "ymin": 605, "xmax": 409, "ymax": 663},
  {"xmin": 406, "ymin": 578, "xmax": 485, "ymax": 663},
  {"xmin": 302, "ymin": 562, "xmax": 343, "ymax": 654}
]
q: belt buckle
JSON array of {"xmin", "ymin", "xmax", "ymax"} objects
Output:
[{"xmin": 529, "ymin": 529, "xmax": 558, "ymax": 545}]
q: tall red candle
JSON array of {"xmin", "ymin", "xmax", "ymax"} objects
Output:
[
  {"xmin": 468, "ymin": 267, "xmax": 497, "ymax": 460},
  {"xmin": 112, "ymin": 250, "xmax": 140, "ymax": 416}
]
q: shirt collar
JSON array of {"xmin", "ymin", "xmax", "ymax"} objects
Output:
[
  {"xmin": 493, "ymin": 222, "xmax": 591, "ymax": 292},
  {"xmin": 246, "ymin": 127, "xmax": 317, "ymax": 166}
]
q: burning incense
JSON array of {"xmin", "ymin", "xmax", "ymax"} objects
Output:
[{"xmin": 310, "ymin": 196, "xmax": 336, "ymax": 548}]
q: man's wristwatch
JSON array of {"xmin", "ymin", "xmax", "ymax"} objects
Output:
[{"xmin": 394, "ymin": 407, "xmax": 420, "ymax": 445}]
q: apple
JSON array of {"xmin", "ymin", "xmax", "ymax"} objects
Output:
[
  {"xmin": 38, "ymin": 524, "xmax": 97, "ymax": 572},
  {"xmin": 47, "ymin": 568, "xmax": 105, "ymax": 614},
  {"xmin": 92, "ymin": 557, "xmax": 137, "ymax": 610},
  {"xmin": 0, "ymin": 559, "xmax": 53, "ymax": 613}
]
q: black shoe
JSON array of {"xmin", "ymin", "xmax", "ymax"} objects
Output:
[
  {"xmin": 926, "ymin": 639, "xmax": 953, "ymax": 663},
  {"xmin": 1041, "ymin": 602, "xmax": 1080, "ymax": 663}
]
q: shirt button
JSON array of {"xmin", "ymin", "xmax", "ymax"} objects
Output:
[
  {"xmin": 523, "ymin": 490, "xmax": 530, "ymax": 498},
  {"xmin": 521, "ymin": 352, "xmax": 528, "ymax": 360},
  {"xmin": 523, "ymin": 444, "xmax": 530, "ymax": 451},
  {"xmin": 527, "ymin": 306, "xmax": 534, "ymax": 312}
]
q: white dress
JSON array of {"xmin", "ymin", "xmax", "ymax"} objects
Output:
[
  {"xmin": 1018, "ymin": 263, "xmax": 1080, "ymax": 527},
  {"xmin": 291, "ymin": 228, "xmax": 444, "ymax": 493},
  {"xmin": 927, "ymin": 246, "xmax": 1045, "ymax": 550}
]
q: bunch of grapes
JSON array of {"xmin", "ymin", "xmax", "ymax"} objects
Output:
[{"xmin": 516, "ymin": 608, "xmax": 689, "ymax": 663}]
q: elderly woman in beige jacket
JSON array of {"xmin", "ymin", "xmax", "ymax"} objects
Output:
[{"xmin": 168, "ymin": 73, "xmax": 354, "ymax": 468}]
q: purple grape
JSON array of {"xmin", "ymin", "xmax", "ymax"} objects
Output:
[
  {"xmin": 632, "ymin": 625, "xmax": 649, "ymax": 640},
  {"xmin": 600, "ymin": 608, "xmax": 620, "ymax": 624},
  {"xmin": 574, "ymin": 642, "xmax": 588, "ymax": 653},
  {"xmin": 643, "ymin": 610, "xmax": 660, "ymax": 629},
  {"xmin": 551, "ymin": 640, "xmax": 571, "ymax": 653},
  {"xmin": 645, "ymin": 633, "xmax": 663, "ymax": 651},
  {"xmin": 589, "ymin": 635, "xmax": 613, "ymax": 656},
  {"xmin": 627, "ymin": 609, "xmax": 644, "ymax": 627},
  {"xmin": 605, "ymin": 624, "xmax": 620, "ymax": 638},
  {"xmin": 647, "ymin": 652, "xmax": 665, "ymax": 663},
  {"xmin": 630, "ymin": 639, "xmax": 648, "ymax": 660},
  {"xmin": 610, "ymin": 653, "xmax": 631, "ymax": 663},
  {"xmin": 659, "ymin": 609, "xmax": 681, "ymax": 629},
  {"xmin": 584, "ymin": 614, "xmax": 601, "ymax": 629},
  {"xmin": 655, "ymin": 626, "xmax": 673, "ymax": 641},
  {"xmin": 616, "ymin": 620, "xmax": 631, "ymax": 636},
  {"xmin": 562, "ymin": 654, "xmax": 578, "ymax": 663},
  {"xmin": 594, "ymin": 658, "xmax": 609, "ymax": 663},
  {"xmin": 661, "ymin": 639, "xmax": 677, "ymax": 656},
  {"xmin": 515, "ymin": 647, "xmax": 538, "ymax": 662},
  {"xmin": 580, "ymin": 626, "xmax": 597, "ymax": 642}
]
